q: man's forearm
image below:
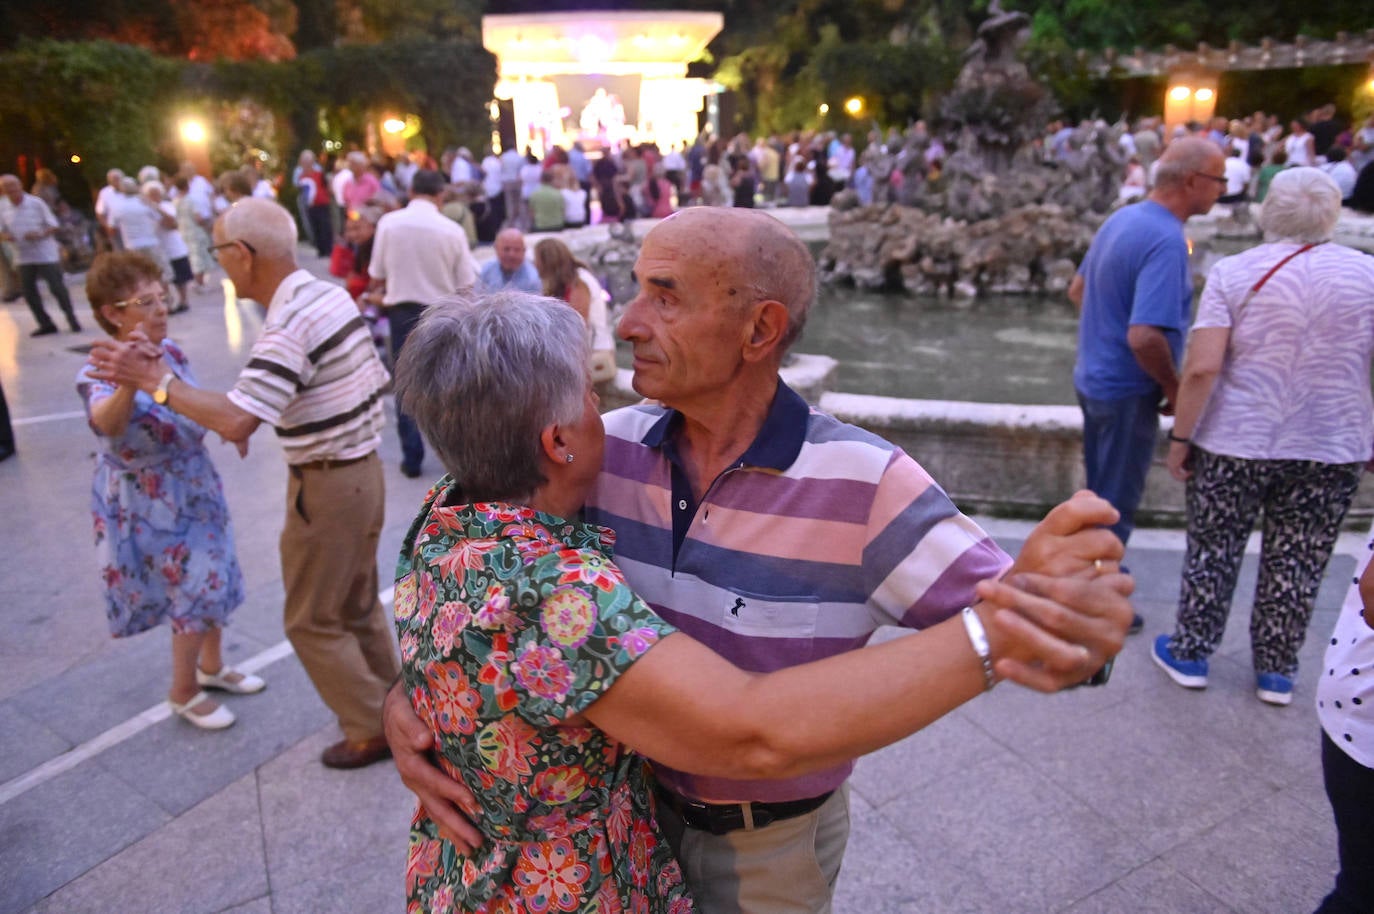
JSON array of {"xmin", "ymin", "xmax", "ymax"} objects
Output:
[
  {"xmin": 1126, "ymin": 326, "xmax": 1179, "ymax": 403},
  {"xmin": 163, "ymin": 378, "xmax": 260, "ymax": 442}
]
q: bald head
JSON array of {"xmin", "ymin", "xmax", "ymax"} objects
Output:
[
  {"xmin": 1, "ymin": 174, "xmax": 22, "ymax": 204},
  {"xmin": 494, "ymin": 228, "xmax": 527, "ymax": 271},
  {"xmin": 1153, "ymin": 136, "xmax": 1224, "ymax": 190},
  {"xmin": 219, "ymin": 197, "xmax": 299, "ymax": 263},
  {"xmin": 647, "ymin": 208, "xmax": 817, "ymax": 349}
]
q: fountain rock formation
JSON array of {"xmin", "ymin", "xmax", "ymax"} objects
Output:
[{"xmin": 821, "ymin": 2, "xmax": 1127, "ymax": 297}]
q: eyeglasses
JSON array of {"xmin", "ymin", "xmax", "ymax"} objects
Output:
[
  {"xmin": 110, "ymin": 291, "xmax": 168, "ymax": 311},
  {"xmin": 209, "ymin": 239, "xmax": 257, "ymax": 260},
  {"xmin": 1193, "ymin": 171, "xmax": 1228, "ymax": 186}
]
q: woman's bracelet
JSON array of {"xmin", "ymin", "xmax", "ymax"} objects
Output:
[{"xmin": 1167, "ymin": 431, "xmax": 1192, "ymax": 445}]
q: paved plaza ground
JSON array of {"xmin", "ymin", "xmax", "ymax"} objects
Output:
[{"xmin": 0, "ymin": 225, "xmax": 1360, "ymax": 913}]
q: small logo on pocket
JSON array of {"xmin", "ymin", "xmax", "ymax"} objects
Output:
[{"xmin": 730, "ymin": 598, "xmax": 745, "ymax": 617}]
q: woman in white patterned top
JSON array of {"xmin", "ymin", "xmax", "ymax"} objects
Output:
[{"xmin": 1155, "ymin": 167, "xmax": 1374, "ymax": 707}]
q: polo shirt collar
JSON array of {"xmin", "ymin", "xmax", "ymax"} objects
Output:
[
  {"xmin": 269, "ymin": 269, "xmax": 317, "ymax": 312},
  {"xmin": 641, "ymin": 379, "xmax": 810, "ymax": 472}
]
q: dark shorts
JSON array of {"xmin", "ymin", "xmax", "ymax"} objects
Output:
[{"xmin": 170, "ymin": 256, "xmax": 193, "ymax": 285}]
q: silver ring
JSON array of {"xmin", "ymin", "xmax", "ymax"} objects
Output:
[{"xmin": 1093, "ymin": 558, "xmax": 1104, "ymax": 574}]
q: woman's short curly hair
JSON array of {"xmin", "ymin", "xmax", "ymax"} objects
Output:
[
  {"xmin": 1259, "ymin": 167, "xmax": 1342, "ymax": 244},
  {"xmin": 86, "ymin": 251, "xmax": 163, "ymax": 336}
]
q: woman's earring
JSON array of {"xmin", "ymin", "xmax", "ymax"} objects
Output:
[{"xmin": 566, "ymin": 453, "xmax": 574, "ymax": 463}]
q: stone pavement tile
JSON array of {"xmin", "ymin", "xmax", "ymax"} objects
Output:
[
  {"xmin": 270, "ymin": 866, "xmax": 402, "ymax": 914},
  {"xmin": 849, "ymin": 711, "xmax": 1004, "ymax": 808},
  {"xmin": 6, "ymin": 630, "xmax": 168, "ymax": 745},
  {"xmin": 257, "ymin": 725, "xmax": 412, "ymax": 902},
  {"xmin": 834, "ymin": 790, "xmax": 1010, "ymax": 914},
  {"xmin": 0, "ymin": 704, "xmax": 69, "ymax": 784},
  {"xmin": 874, "ymin": 754, "xmax": 1148, "ymax": 912},
  {"xmin": 95, "ymin": 657, "xmax": 333, "ymax": 817},
  {"xmin": 1161, "ymin": 790, "xmax": 1337, "ymax": 914},
  {"xmin": 0, "ymin": 764, "xmax": 169, "ymax": 914},
  {"xmin": 27, "ymin": 774, "xmax": 268, "ymax": 914},
  {"xmin": 215, "ymin": 899, "xmax": 272, "ymax": 914},
  {"xmin": 1061, "ymin": 858, "xmax": 1237, "ymax": 914},
  {"xmin": 1018, "ymin": 699, "xmax": 1287, "ymax": 857}
]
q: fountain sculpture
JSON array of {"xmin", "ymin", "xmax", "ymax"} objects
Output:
[{"xmin": 821, "ymin": 2, "xmax": 1133, "ymax": 297}]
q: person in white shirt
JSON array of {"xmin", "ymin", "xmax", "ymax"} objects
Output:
[
  {"xmin": 109, "ymin": 178, "xmax": 167, "ymax": 268},
  {"xmin": 1321, "ymin": 147, "xmax": 1359, "ymax": 201},
  {"xmin": 95, "ymin": 169, "xmax": 126, "ymax": 253},
  {"xmin": 0, "ymin": 174, "xmax": 80, "ymax": 334},
  {"xmin": 1219, "ymin": 148, "xmax": 1252, "ymax": 203},
  {"xmin": 143, "ymin": 182, "xmax": 192, "ymax": 313},
  {"xmin": 367, "ymin": 169, "xmax": 477, "ymax": 478}
]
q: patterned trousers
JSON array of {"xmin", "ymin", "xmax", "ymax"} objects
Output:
[{"xmin": 1170, "ymin": 448, "xmax": 1362, "ymax": 676}]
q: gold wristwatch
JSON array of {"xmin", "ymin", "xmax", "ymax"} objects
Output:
[{"xmin": 153, "ymin": 371, "xmax": 175, "ymax": 405}]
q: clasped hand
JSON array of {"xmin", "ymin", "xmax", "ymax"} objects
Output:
[
  {"xmin": 88, "ymin": 327, "xmax": 162, "ymax": 389},
  {"xmin": 978, "ymin": 490, "xmax": 1134, "ymax": 692}
]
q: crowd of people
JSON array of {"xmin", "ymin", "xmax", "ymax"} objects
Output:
[
  {"xmin": 1096, "ymin": 106, "xmax": 1374, "ymax": 208},
  {"xmin": 3, "ymin": 95, "xmax": 1372, "ymax": 912}
]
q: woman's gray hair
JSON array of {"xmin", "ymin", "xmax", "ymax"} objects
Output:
[
  {"xmin": 1259, "ymin": 167, "xmax": 1342, "ymax": 243},
  {"xmin": 394, "ymin": 292, "xmax": 588, "ymax": 500}
]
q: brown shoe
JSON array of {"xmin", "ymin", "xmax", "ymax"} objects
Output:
[{"xmin": 321, "ymin": 736, "xmax": 392, "ymax": 770}]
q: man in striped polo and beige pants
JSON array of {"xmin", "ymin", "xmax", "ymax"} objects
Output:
[{"xmin": 92, "ymin": 197, "xmax": 399, "ymax": 769}]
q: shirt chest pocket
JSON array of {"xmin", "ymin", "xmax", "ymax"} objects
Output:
[{"xmin": 719, "ymin": 587, "xmax": 821, "ymax": 639}]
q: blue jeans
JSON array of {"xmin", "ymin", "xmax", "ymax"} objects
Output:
[
  {"xmin": 1077, "ymin": 389, "xmax": 1160, "ymax": 546},
  {"xmin": 387, "ymin": 302, "xmax": 426, "ymax": 472}
]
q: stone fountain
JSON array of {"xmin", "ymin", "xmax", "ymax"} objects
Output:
[{"xmin": 821, "ymin": 2, "xmax": 1135, "ymax": 297}]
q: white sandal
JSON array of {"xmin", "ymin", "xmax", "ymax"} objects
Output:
[
  {"xmin": 168, "ymin": 691, "xmax": 236, "ymax": 730},
  {"xmin": 197, "ymin": 666, "xmax": 266, "ymax": 694}
]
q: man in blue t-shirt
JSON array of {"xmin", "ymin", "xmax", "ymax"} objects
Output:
[{"xmin": 1070, "ymin": 137, "xmax": 1225, "ymax": 568}]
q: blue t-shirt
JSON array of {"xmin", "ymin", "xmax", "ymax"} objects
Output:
[{"xmin": 1073, "ymin": 200, "xmax": 1193, "ymax": 399}]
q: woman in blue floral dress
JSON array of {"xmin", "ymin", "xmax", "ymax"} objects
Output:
[
  {"xmin": 389, "ymin": 292, "xmax": 1134, "ymax": 914},
  {"xmin": 79, "ymin": 251, "xmax": 262, "ymax": 730}
]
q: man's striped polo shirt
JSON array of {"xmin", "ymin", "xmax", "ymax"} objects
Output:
[
  {"xmin": 228, "ymin": 269, "xmax": 388, "ymax": 464},
  {"xmin": 585, "ymin": 381, "xmax": 1012, "ymax": 804}
]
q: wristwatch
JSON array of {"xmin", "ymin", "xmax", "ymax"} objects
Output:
[{"xmin": 153, "ymin": 371, "xmax": 175, "ymax": 405}]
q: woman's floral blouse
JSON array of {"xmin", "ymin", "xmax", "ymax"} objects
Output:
[{"xmin": 396, "ymin": 477, "xmax": 693, "ymax": 914}]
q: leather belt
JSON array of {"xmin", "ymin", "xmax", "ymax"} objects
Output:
[
  {"xmin": 290, "ymin": 453, "xmax": 372, "ymax": 473},
  {"xmin": 653, "ymin": 783, "xmax": 833, "ymax": 836}
]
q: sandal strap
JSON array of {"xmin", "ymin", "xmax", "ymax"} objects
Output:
[{"xmin": 169, "ymin": 690, "xmax": 213, "ymax": 713}]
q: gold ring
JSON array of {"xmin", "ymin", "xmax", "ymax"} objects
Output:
[
  {"xmin": 1093, "ymin": 558, "xmax": 1104, "ymax": 574},
  {"xmin": 1077, "ymin": 645, "xmax": 1092, "ymax": 661}
]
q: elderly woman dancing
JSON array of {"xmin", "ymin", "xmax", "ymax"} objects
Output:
[
  {"xmin": 389, "ymin": 291, "xmax": 1132, "ymax": 912},
  {"xmin": 78, "ymin": 251, "xmax": 263, "ymax": 729},
  {"xmin": 1154, "ymin": 167, "xmax": 1374, "ymax": 706}
]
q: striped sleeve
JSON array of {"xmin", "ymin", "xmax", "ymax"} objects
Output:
[
  {"xmin": 863, "ymin": 448, "xmax": 1012, "ymax": 629},
  {"xmin": 227, "ymin": 326, "xmax": 311, "ymax": 427}
]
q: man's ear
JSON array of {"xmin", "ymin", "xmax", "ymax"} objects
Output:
[{"xmin": 741, "ymin": 299, "xmax": 789, "ymax": 363}]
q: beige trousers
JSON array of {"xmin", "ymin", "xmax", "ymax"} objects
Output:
[
  {"xmin": 280, "ymin": 453, "xmax": 399, "ymax": 741},
  {"xmin": 656, "ymin": 784, "xmax": 851, "ymax": 914}
]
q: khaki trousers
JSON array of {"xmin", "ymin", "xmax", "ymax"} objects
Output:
[
  {"xmin": 281, "ymin": 453, "xmax": 399, "ymax": 741},
  {"xmin": 656, "ymin": 784, "xmax": 850, "ymax": 914}
]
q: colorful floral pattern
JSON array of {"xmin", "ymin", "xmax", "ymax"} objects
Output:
[
  {"xmin": 396, "ymin": 479, "xmax": 692, "ymax": 913},
  {"xmin": 76, "ymin": 340, "xmax": 244, "ymax": 637}
]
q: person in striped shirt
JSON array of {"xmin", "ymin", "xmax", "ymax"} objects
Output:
[
  {"xmin": 384, "ymin": 207, "xmax": 1133, "ymax": 912},
  {"xmin": 90, "ymin": 198, "xmax": 399, "ymax": 770}
]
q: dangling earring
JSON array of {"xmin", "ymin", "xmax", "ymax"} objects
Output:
[{"xmin": 565, "ymin": 453, "xmax": 574, "ymax": 463}]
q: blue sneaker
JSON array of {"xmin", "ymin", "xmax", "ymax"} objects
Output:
[
  {"xmin": 1151, "ymin": 634, "xmax": 1208, "ymax": 689},
  {"xmin": 1255, "ymin": 672, "xmax": 1294, "ymax": 706}
]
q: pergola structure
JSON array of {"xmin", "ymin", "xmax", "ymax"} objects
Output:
[
  {"xmin": 1081, "ymin": 30, "xmax": 1374, "ymax": 127},
  {"xmin": 482, "ymin": 11, "xmax": 723, "ymax": 155}
]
